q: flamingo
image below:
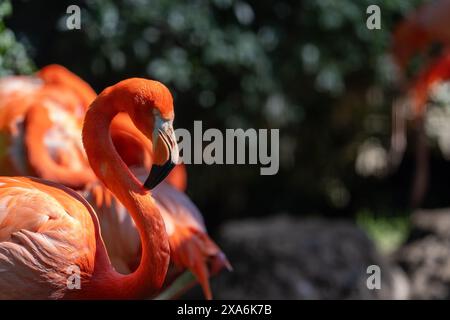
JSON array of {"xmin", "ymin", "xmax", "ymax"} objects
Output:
[
  {"xmin": 407, "ymin": 49, "xmax": 450, "ymax": 117},
  {"xmin": 0, "ymin": 78, "xmax": 179, "ymax": 299},
  {"xmin": 392, "ymin": 0, "xmax": 450, "ymax": 72},
  {"xmin": 0, "ymin": 64, "xmax": 96, "ymax": 122},
  {"xmin": 0, "ymin": 66, "xmax": 97, "ymax": 189},
  {"xmin": 0, "ymin": 66, "xmax": 229, "ymax": 298},
  {"xmin": 85, "ymin": 113, "xmax": 230, "ymax": 299},
  {"xmin": 390, "ymin": 2, "xmax": 450, "ymax": 206},
  {"xmin": 37, "ymin": 64, "xmax": 97, "ymax": 116},
  {"xmin": 163, "ymin": 162, "xmax": 187, "ymax": 193}
]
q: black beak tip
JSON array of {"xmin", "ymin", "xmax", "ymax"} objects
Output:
[{"xmin": 144, "ymin": 161, "xmax": 176, "ymax": 190}]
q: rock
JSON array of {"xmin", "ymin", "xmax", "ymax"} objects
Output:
[
  {"xmin": 184, "ymin": 214, "xmax": 406, "ymax": 299},
  {"xmin": 395, "ymin": 208, "xmax": 450, "ymax": 299}
]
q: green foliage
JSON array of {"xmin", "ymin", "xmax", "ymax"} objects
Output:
[
  {"xmin": 0, "ymin": 0, "xmax": 34, "ymax": 76},
  {"xmin": 357, "ymin": 210, "xmax": 411, "ymax": 254}
]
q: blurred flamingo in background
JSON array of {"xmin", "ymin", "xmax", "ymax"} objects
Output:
[
  {"xmin": 407, "ymin": 49, "xmax": 450, "ymax": 117},
  {"xmin": 0, "ymin": 65, "xmax": 97, "ymax": 189},
  {"xmin": 405, "ymin": 51, "xmax": 450, "ymax": 207},
  {"xmin": 164, "ymin": 162, "xmax": 187, "ymax": 192},
  {"xmin": 390, "ymin": 0, "xmax": 450, "ymax": 206},
  {"xmin": 392, "ymin": 0, "xmax": 450, "ymax": 73},
  {"xmin": 86, "ymin": 112, "xmax": 230, "ymax": 299},
  {"xmin": 37, "ymin": 64, "xmax": 97, "ymax": 115},
  {"xmin": 0, "ymin": 78, "xmax": 179, "ymax": 299},
  {"xmin": 0, "ymin": 64, "xmax": 96, "ymax": 121}
]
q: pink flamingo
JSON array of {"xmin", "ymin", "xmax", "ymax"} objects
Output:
[
  {"xmin": 86, "ymin": 113, "xmax": 230, "ymax": 299},
  {"xmin": 0, "ymin": 78, "xmax": 178, "ymax": 299}
]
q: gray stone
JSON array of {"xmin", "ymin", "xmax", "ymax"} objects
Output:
[
  {"xmin": 184, "ymin": 214, "xmax": 408, "ymax": 299},
  {"xmin": 395, "ymin": 208, "xmax": 450, "ymax": 299}
]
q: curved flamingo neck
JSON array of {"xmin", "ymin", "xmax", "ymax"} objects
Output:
[
  {"xmin": 110, "ymin": 113, "xmax": 186, "ymax": 190},
  {"xmin": 24, "ymin": 104, "xmax": 96, "ymax": 189},
  {"xmin": 81, "ymin": 95, "xmax": 170, "ymax": 299},
  {"xmin": 111, "ymin": 113, "xmax": 153, "ymax": 169}
]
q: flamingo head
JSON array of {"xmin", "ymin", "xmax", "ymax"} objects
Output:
[
  {"xmin": 123, "ymin": 79, "xmax": 179, "ymax": 190},
  {"xmin": 37, "ymin": 64, "xmax": 72, "ymax": 83}
]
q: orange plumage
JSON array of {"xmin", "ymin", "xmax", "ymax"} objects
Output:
[
  {"xmin": 392, "ymin": 0, "xmax": 450, "ymax": 71},
  {"xmin": 0, "ymin": 65, "xmax": 97, "ymax": 189},
  {"xmin": 86, "ymin": 113, "xmax": 230, "ymax": 299},
  {"xmin": 1, "ymin": 78, "xmax": 181, "ymax": 299},
  {"xmin": 407, "ymin": 50, "xmax": 450, "ymax": 116},
  {"xmin": 0, "ymin": 66, "xmax": 229, "ymax": 299}
]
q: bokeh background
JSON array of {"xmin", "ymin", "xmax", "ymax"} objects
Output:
[{"xmin": 2, "ymin": 0, "xmax": 450, "ymax": 299}]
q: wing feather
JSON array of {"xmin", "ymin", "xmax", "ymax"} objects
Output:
[{"xmin": 0, "ymin": 177, "xmax": 96, "ymax": 299}]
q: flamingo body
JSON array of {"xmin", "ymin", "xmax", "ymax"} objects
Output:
[
  {"xmin": 0, "ymin": 176, "xmax": 96, "ymax": 299},
  {"xmin": 0, "ymin": 78, "xmax": 180, "ymax": 299},
  {"xmin": 0, "ymin": 70, "xmax": 227, "ymax": 299},
  {"xmin": 86, "ymin": 169, "xmax": 229, "ymax": 299},
  {"xmin": 85, "ymin": 113, "xmax": 229, "ymax": 299},
  {"xmin": 0, "ymin": 66, "xmax": 97, "ymax": 189}
]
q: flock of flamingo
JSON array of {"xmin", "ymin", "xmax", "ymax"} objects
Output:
[
  {"xmin": 0, "ymin": 65, "xmax": 229, "ymax": 299},
  {"xmin": 1, "ymin": 0, "xmax": 449, "ymax": 300}
]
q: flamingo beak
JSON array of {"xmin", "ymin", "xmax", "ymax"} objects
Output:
[{"xmin": 144, "ymin": 118, "xmax": 179, "ymax": 190}]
